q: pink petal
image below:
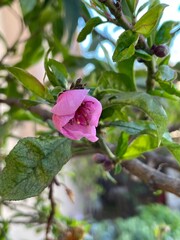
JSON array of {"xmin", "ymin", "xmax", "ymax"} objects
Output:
[
  {"xmin": 52, "ymin": 114, "xmax": 74, "ymax": 131},
  {"xmin": 51, "ymin": 89, "xmax": 89, "ymax": 116},
  {"xmin": 61, "ymin": 123, "xmax": 98, "ymax": 142},
  {"xmin": 84, "ymin": 96, "xmax": 102, "ymax": 126}
]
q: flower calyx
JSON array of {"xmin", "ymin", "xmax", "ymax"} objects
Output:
[{"xmin": 70, "ymin": 78, "xmax": 86, "ymax": 90}]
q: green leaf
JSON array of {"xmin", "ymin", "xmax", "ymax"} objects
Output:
[
  {"xmin": 48, "ymin": 59, "xmax": 68, "ymax": 88},
  {"xmin": 157, "ymin": 81, "xmax": 180, "ymax": 98},
  {"xmin": 155, "ymin": 21, "xmax": 178, "ymax": 45},
  {"xmin": 102, "ymin": 92, "xmax": 168, "ymax": 142},
  {"xmin": 122, "ymin": 134, "xmax": 157, "ymax": 159},
  {"xmin": 0, "ymin": 122, "xmax": 10, "ymax": 146},
  {"xmin": 121, "ymin": 0, "xmax": 133, "ymax": 19},
  {"xmin": 134, "ymin": 4, "xmax": 168, "ymax": 37},
  {"xmin": 6, "ymin": 67, "xmax": 49, "ymax": 99},
  {"xmin": 0, "ymin": 137, "xmax": 71, "ymax": 200},
  {"xmin": 162, "ymin": 133, "xmax": 180, "ymax": 164},
  {"xmin": 112, "ymin": 30, "xmax": 139, "ymax": 62},
  {"xmin": 117, "ymin": 57, "xmax": 136, "ymax": 91},
  {"xmin": 107, "ymin": 120, "xmax": 156, "ymax": 136},
  {"xmin": 10, "ymin": 109, "xmax": 40, "ymax": 121},
  {"xmin": 116, "ymin": 132, "xmax": 129, "ymax": 158},
  {"xmin": 39, "ymin": 6, "xmax": 58, "ymax": 26},
  {"xmin": 20, "ymin": 99, "xmax": 41, "ymax": 108},
  {"xmin": 20, "ymin": 0, "xmax": 37, "ymax": 16},
  {"xmin": 149, "ymin": 89, "xmax": 178, "ymax": 101},
  {"xmin": 62, "ymin": 0, "xmax": 80, "ymax": 43},
  {"xmin": 98, "ymin": 71, "xmax": 131, "ymax": 91},
  {"xmin": 126, "ymin": 0, "xmax": 139, "ymax": 12},
  {"xmin": 15, "ymin": 34, "xmax": 44, "ymax": 69},
  {"xmin": 0, "ymin": 0, "xmax": 13, "ymax": 6},
  {"xmin": 77, "ymin": 17, "xmax": 104, "ymax": 42},
  {"xmin": 135, "ymin": 50, "xmax": 152, "ymax": 61},
  {"xmin": 136, "ymin": 1, "xmax": 149, "ymax": 16},
  {"xmin": 114, "ymin": 163, "xmax": 122, "ymax": 175},
  {"xmin": 149, "ymin": 0, "xmax": 161, "ymax": 8},
  {"xmin": 155, "ymin": 65, "xmax": 177, "ymax": 82},
  {"xmin": 173, "ymin": 62, "xmax": 180, "ymax": 80}
]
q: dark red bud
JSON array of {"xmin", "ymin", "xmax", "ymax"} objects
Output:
[
  {"xmin": 151, "ymin": 45, "xmax": 169, "ymax": 58},
  {"xmin": 93, "ymin": 153, "xmax": 107, "ymax": 164},
  {"xmin": 103, "ymin": 160, "xmax": 114, "ymax": 171}
]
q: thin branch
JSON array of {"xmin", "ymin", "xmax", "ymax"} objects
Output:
[
  {"xmin": 100, "ymin": 0, "xmax": 132, "ymax": 29},
  {"xmin": 98, "ymin": 135, "xmax": 116, "ymax": 160},
  {"xmin": 122, "ymin": 159, "xmax": 180, "ymax": 197},
  {"xmin": 0, "ymin": 98, "xmax": 52, "ymax": 121},
  {"xmin": 0, "ymin": 218, "xmax": 45, "ymax": 225},
  {"xmin": 45, "ymin": 181, "xmax": 55, "ymax": 240}
]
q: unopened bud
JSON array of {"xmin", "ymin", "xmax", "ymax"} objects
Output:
[
  {"xmin": 103, "ymin": 160, "xmax": 114, "ymax": 171},
  {"xmin": 93, "ymin": 153, "xmax": 107, "ymax": 164},
  {"xmin": 151, "ymin": 44, "xmax": 169, "ymax": 58}
]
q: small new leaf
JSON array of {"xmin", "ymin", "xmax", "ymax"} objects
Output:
[
  {"xmin": 48, "ymin": 59, "xmax": 68, "ymax": 88},
  {"xmin": 162, "ymin": 133, "xmax": 180, "ymax": 164},
  {"xmin": 114, "ymin": 164, "xmax": 122, "ymax": 175},
  {"xmin": 122, "ymin": 134, "xmax": 157, "ymax": 159},
  {"xmin": 155, "ymin": 21, "xmax": 178, "ymax": 45},
  {"xmin": 135, "ymin": 50, "xmax": 152, "ymax": 61},
  {"xmin": 155, "ymin": 65, "xmax": 177, "ymax": 82},
  {"xmin": 158, "ymin": 81, "xmax": 180, "ymax": 98},
  {"xmin": 116, "ymin": 132, "xmax": 129, "ymax": 158},
  {"xmin": 113, "ymin": 30, "xmax": 139, "ymax": 62},
  {"xmin": 134, "ymin": 4, "xmax": 168, "ymax": 37},
  {"xmin": 77, "ymin": 17, "xmax": 104, "ymax": 42},
  {"xmin": 136, "ymin": 2, "xmax": 149, "ymax": 16}
]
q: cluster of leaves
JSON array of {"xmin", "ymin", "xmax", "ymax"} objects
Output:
[
  {"xmin": 77, "ymin": 0, "xmax": 180, "ymax": 171},
  {"xmin": 0, "ymin": 1, "xmax": 180, "ymax": 237}
]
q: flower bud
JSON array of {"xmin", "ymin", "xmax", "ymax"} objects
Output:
[
  {"xmin": 103, "ymin": 160, "xmax": 114, "ymax": 171},
  {"xmin": 93, "ymin": 153, "xmax": 108, "ymax": 164},
  {"xmin": 151, "ymin": 45, "xmax": 169, "ymax": 58}
]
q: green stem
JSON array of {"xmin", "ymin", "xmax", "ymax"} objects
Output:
[
  {"xmin": 145, "ymin": 60, "xmax": 156, "ymax": 92},
  {"xmin": 98, "ymin": 135, "xmax": 116, "ymax": 161},
  {"xmin": 145, "ymin": 36, "xmax": 156, "ymax": 92}
]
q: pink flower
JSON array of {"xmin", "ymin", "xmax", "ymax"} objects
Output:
[{"xmin": 51, "ymin": 89, "xmax": 102, "ymax": 142}]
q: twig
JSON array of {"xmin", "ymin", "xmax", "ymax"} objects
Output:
[
  {"xmin": 100, "ymin": 0, "xmax": 132, "ymax": 29},
  {"xmin": 0, "ymin": 98, "xmax": 52, "ymax": 121},
  {"xmin": 45, "ymin": 181, "xmax": 55, "ymax": 240},
  {"xmin": 0, "ymin": 218, "xmax": 44, "ymax": 225}
]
